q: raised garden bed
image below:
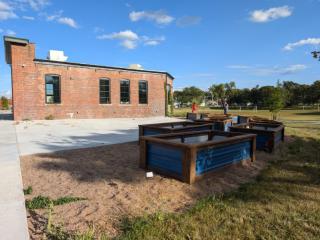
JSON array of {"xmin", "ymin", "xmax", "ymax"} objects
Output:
[
  {"xmin": 139, "ymin": 121, "xmax": 214, "ymax": 138},
  {"xmin": 229, "ymin": 122, "xmax": 284, "ymax": 152},
  {"xmin": 193, "ymin": 119, "xmax": 233, "ymax": 131},
  {"xmin": 140, "ymin": 130, "xmax": 256, "ymax": 184}
]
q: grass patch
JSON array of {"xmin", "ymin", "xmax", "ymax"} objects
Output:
[
  {"xmin": 116, "ymin": 126, "xmax": 320, "ymax": 240},
  {"xmin": 23, "ymin": 186, "xmax": 33, "ymax": 195},
  {"xmin": 172, "ymin": 108, "xmax": 320, "ymax": 121},
  {"xmin": 26, "ymin": 195, "xmax": 86, "ymax": 210}
]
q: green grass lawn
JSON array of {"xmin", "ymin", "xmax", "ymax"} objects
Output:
[
  {"xmin": 172, "ymin": 108, "xmax": 320, "ymax": 122},
  {"xmin": 116, "ymin": 111, "xmax": 320, "ymax": 240}
]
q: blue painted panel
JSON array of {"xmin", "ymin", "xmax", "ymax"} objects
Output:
[
  {"xmin": 196, "ymin": 141, "xmax": 251, "ymax": 176},
  {"xmin": 147, "ymin": 143, "xmax": 183, "ymax": 175},
  {"xmin": 256, "ymin": 135, "xmax": 270, "ymax": 150}
]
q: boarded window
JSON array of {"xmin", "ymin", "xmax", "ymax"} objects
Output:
[
  {"xmin": 45, "ymin": 75, "xmax": 60, "ymax": 104},
  {"xmin": 139, "ymin": 80, "xmax": 148, "ymax": 104},
  {"xmin": 120, "ymin": 80, "xmax": 130, "ymax": 104},
  {"xmin": 99, "ymin": 78, "xmax": 111, "ymax": 104}
]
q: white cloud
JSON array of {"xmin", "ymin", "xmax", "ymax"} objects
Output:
[
  {"xmin": 45, "ymin": 10, "xmax": 62, "ymax": 21},
  {"xmin": 22, "ymin": 15, "xmax": 34, "ymax": 20},
  {"xmin": 228, "ymin": 64, "xmax": 306, "ymax": 76},
  {"xmin": 0, "ymin": 28, "xmax": 16, "ymax": 35},
  {"xmin": 227, "ymin": 65, "xmax": 252, "ymax": 69},
  {"xmin": 23, "ymin": 0, "xmax": 50, "ymax": 11},
  {"xmin": 0, "ymin": 1, "xmax": 18, "ymax": 20},
  {"xmin": 250, "ymin": 6, "xmax": 292, "ymax": 23},
  {"xmin": 99, "ymin": 30, "xmax": 139, "ymax": 41},
  {"xmin": 121, "ymin": 39, "xmax": 136, "ymax": 49},
  {"xmin": 176, "ymin": 16, "xmax": 201, "ymax": 27},
  {"xmin": 57, "ymin": 17, "xmax": 78, "ymax": 28},
  {"xmin": 129, "ymin": 10, "xmax": 174, "ymax": 25},
  {"xmin": 97, "ymin": 30, "xmax": 165, "ymax": 49},
  {"xmin": 45, "ymin": 11, "xmax": 78, "ymax": 28},
  {"xmin": 142, "ymin": 35, "xmax": 165, "ymax": 46},
  {"xmin": 283, "ymin": 38, "xmax": 320, "ymax": 51},
  {"xmin": 97, "ymin": 30, "xmax": 139, "ymax": 49},
  {"xmin": 5, "ymin": 29, "xmax": 16, "ymax": 35}
]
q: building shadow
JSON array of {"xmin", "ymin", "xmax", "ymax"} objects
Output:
[{"xmin": 27, "ymin": 130, "xmax": 143, "ymax": 184}]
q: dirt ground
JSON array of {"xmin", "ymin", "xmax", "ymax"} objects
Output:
[{"xmin": 21, "ymin": 142, "xmax": 271, "ymax": 239}]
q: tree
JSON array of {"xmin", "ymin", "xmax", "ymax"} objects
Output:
[
  {"xmin": 264, "ymin": 87, "xmax": 284, "ymax": 120},
  {"xmin": 173, "ymin": 87, "xmax": 204, "ymax": 105},
  {"xmin": 1, "ymin": 96, "xmax": 9, "ymax": 110},
  {"xmin": 208, "ymin": 81, "xmax": 236, "ymax": 105}
]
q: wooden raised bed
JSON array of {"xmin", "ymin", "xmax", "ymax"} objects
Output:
[
  {"xmin": 139, "ymin": 121, "xmax": 214, "ymax": 138},
  {"xmin": 140, "ymin": 130, "xmax": 256, "ymax": 184},
  {"xmin": 229, "ymin": 122, "xmax": 284, "ymax": 152},
  {"xmin": 193, "ymin": 119, "xmax": 233, "ymax": 131}
]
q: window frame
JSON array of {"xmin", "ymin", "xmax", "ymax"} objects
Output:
[
  {"xmin": 45, "ymin": 74, "xmax": 61, "ymax": 104},
  {"xmin": 120, "ymin": 79, "xmax": 130, "ymax": 104},
  {"xmin": 138, "ymin": 80, "xmax": 148, "ymax": 104},
  {"xmin": 99, "ymin": 78, "xmax": 111, "ymax": 104}
]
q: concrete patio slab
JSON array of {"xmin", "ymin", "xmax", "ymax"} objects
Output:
[{"xmin": 16, "ymin": 117, "xmax": 182, "ymax": 156}]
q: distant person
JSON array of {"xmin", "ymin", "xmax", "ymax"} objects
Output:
[
  {"xmin": 223, "ymin": 101, "xmax": 229, "ymax": 115},
  {"xmin": 191, "ymin": 102, "xmax": 197, "ymax": 113}
]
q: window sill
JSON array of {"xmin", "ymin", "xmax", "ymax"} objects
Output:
[
  {"xmin": 45, "ymin": 103, "xmax": 62, "ymax": 106},
  {"xmin": 99, "ymin": 104, "xmax": 113, "ymax": 106}
]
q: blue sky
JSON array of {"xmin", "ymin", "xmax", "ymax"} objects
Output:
[{"xmin": 0, "ymin": 0, "xmax": 320, "ymax": 96}]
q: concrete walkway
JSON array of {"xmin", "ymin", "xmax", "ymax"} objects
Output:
[
  {"xmin": 0, "ymin": 119, "xmax": 29, "ymax": 240},
  {"xmin": 16, "ymin": 117, "xmax": 181, "ymax": 155}
]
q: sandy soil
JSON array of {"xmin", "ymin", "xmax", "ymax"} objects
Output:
[{"xmin": 21, "ymin": 142, "xmax": 271, "ymax": 239}]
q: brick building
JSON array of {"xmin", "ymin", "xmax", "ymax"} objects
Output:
[{"xmin": 4, "ymin": 36, "xmax": 174, "ymax": 120}]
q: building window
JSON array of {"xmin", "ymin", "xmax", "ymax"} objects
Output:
[
  {"xmin": 139, "ymin": 80, "xmax": 148, "ymax": 104},
  {"xmin": 45, "ymin": 75, "xmax": 60, "ymax": 104},
  {"xmin": 99, "ymin": 78, "xmax": 111, "ymax": 104},
  {"xmin": 120, "ymin": 80, "xmax": 130, "ymax": 104}
]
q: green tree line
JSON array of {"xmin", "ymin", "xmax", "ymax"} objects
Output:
[{"xmin": 174, "ymin": 80, "xmax": 320, "ymax": 108}]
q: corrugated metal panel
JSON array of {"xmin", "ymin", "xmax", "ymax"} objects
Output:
[
  {"xmin": 256, "ymin": 135, "xmax": 270, "ymax": 150},
  {"xmin": 196, "ymin": 141, "xmax": 251, "ymax": 175},
  {"xmin": 147, "ymin": 144, "xmax": 183, "ymax": 175}
]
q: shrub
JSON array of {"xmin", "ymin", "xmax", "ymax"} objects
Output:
[
  {"xmin": 1, "ymin": 96, "xmax": 9, "ymax": 110},
  {"xmin": 23, "ymin": 186, "xmax": 33, "ymax": 195}
]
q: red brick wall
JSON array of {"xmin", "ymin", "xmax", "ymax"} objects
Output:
[{"xmin": 10, "ymin": 43, "xmax": 173, "ymax": 120}]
